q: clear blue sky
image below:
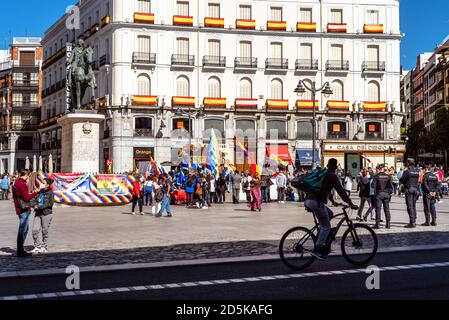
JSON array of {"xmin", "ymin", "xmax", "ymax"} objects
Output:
[{"xmin": 0, "ymin": 0, "xmax": 447, "ymax": 70}]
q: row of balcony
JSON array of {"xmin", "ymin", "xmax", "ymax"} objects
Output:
[
  {"xmin": 41, "ymin": 140, "xmax": 62, "ymax": 151},
  {"xmin": 42, "ymin": 79, "xmax": 66, "ymax": 98},
  {"xmin": 133, "ymin": 53, "xmax": 385, "ymax": 73},
  {"xmin": 132, "ymin": 12, "xmax": 385, "ymax": 34}
]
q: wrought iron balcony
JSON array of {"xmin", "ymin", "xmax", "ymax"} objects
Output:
[
  {"xmin": 171, "ymin": 54, "xmax": 195, "ymax": 66},
  {"xmin": 13, "ymin": 80, "xmax": 39, "ymax": 87},
  {"xmin": 202, "ymin": 56, "xmax": 226, "ymax": 68},
  {"xmin": 327, "ymin": 132, "xmax": 348, "ymax": 140},
  {"xmin": 365, "ymin": 132, "xmax": 384, "ymax": 140},
  {"xmin": 266, "ymin": 132, "xmax": 289, "ymax": 140},
  {"xmin": 326, "ymin": 60, "xmax": 349, "ymax": 71},
  {"xmin": 99, "ymin": 54, "xmax": 110, "ymax": 66},
  {"xmin": 234, "ymin": 57, "xmax": 258, "ymax": 69},
  {"xmin": 362, "ymin": 61, "xmax": 386, "ymax": 72},
  {"xmin": 134, "ymin": 129, "xmax": 154, "ymax": 138},
  {"xmin": 132, "ymin": 52, "xmax": 156, "ymax": 65},
  {"xmin": 295, "ymin": 59, "xmax": 319, "ymax": 71},
  {"xmin": 265, "ymin": 58, "xmax": 288, "ymax": 70}
]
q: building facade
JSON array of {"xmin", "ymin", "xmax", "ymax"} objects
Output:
[
  {"xmin": 41, "ymin": 0, "xmax": 404, "ymax": 176},
  {"xmin": 0, "ymin": 37, "xmax": 42, "ymax": 174}
]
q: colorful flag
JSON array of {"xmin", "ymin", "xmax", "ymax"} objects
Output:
[
  {"xmin": 149, "ymin": 156, "xmax": 160, "ymax": 176},
  {"xmin": 206, "ymin": 129, "xmax": 220, "ymax": 176}
]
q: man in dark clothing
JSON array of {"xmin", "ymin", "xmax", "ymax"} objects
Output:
[
  {"xmin": 372, "ymin": 164, "xmax": 393, "ymax": 229},
  {"xmin": 12, "ymin": 169, "xmax": 38, "ymax": 257},
  {"xmin": 421, "ymin": 166, "xmax": 439, "ymax": 226},
  {"xmin": 399, "ymin": 158, "xmax": 420, "ymax": 228},
  {"xmin": 305, "ymin": 159, "xmax": 358, "ymax": 260}
]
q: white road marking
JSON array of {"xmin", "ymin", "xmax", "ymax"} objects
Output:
[{"xmin": 2, "ymin": 261, "xmax": 449, "ymax": 300}]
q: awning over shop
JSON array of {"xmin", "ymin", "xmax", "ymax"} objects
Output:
[
  {"xmin": 296, "ymin": 149, "xmax": 321, "ymax": 166},
  {"xmin": 266, "ymin": 145, "xmax": 293, "ymax": 165}
]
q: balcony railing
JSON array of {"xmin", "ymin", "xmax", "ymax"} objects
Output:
[
  {"xmin": 362, "ymin": 61, "xmax": 386, "ymax": 72},
  {"xmin": 99, "ymin": 54, "xmax": 110, "ymax": 66},
  {"xmin": 13, "ymin": 80, "xmax": 39, "ymax": 87},
  {"xmin": 326, "ymin": 60, "xmax": 349, "ymax": 71},
  {"xmin": 10, "ymin": 123, "xmax": 40, "ymax": 131},
  {"xmin": 365, "ymin": 132, "xmax": 384, "ymax": 140},
  {"xmin": 202, "ymin": 55, "xmax": 226, "ymax": 67},
  {"xmin": 91, "ymin": 60, "xmax": 99, "ymax": 71},
  {"xmin": 132, "ymin": 52, "xmax": 156, "ymax": 65},
  {"xmin": 265, "ymin": 58, "xmax": 288, "ymax": 70},
  {"xmin": 327, "ymin": 132, "xmax": 348, "ymax": 140},
  {"xmin": 295, "ymin": 59, "xmax": 319, "ymax": 71},
  {"xmin": 134, "ymin": 129, "xmax": 154, "ymax": 138},
  {"xmin": 266, "ymin": 132, "xmax": 289, "ymax": 140},
  {"xmin": 234, "ymin": 57, "xmax": 258, "ymax": 69},
  {"xmin": 171, "ymin": 54, "xmax": 195, "ymax": 66}
]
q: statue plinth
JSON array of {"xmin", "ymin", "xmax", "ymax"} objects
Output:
[{"xmin": 57, "ymin": 111, "xmax": 105, "ymax": 173}]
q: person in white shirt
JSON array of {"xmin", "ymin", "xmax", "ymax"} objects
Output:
[
  {"xmin": 210, "ymin": 175, "xmax": 217, "ymax": 204},
  {"xmin": 151, "ymin": 177, "xmax": 161, "ymax": 215},
  {"xmin": 276, "ymin": 169, "xmax": 288, "ymax": 203},
  {"xmin": 343, "ymin": 171, "xmax": 354, "ymax": 196}
]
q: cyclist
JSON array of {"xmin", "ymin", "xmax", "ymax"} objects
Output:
[{"xmin": 305, "ymin": 158, "xmax": 359, "ymax": 260}]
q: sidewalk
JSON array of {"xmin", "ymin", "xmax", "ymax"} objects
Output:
[{"xmin": 0, "ymin": 195, "xmax": 448, "ymax": 273}]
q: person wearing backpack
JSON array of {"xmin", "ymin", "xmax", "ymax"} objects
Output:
[
  {"xmin": 185, "ymin": 175, "xmax": 195, "ymax": 207},
  {"xmin": 31, "ymin": 178, "xmax": 54, "ymax": 254},
  {"xmin": 304, "ymin": 159, "xmax": 358, "ymax": 260},
  {"xmin": 143, "ymin": 176, "xmax": 154, "ymax": 207},
  {"xmin": 151, "ymin": 177, "xmax": 162, "ymax": 214}
]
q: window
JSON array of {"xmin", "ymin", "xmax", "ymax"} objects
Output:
[
  {"xmin": 207, "ymin": 77, "xmax": 221, "ymax": 98},
  {"xmin": 300, "ymin": 43, "xmax": 313, "ymax": 61},
  {"xmin": 19, "ymin": 51, "xmax": 35, "ymax": 66},
  {"xmin": 137, "ymin": 74, "xmax": 151, "ymax": 96},
  {"xmin": 105, "ymin": 2, "xmax": 110, "ymax": 16},
  {"xmin": 367, "ymin": 45, "xmax": 379, "ymax": 62},
  {"xmin": 177, "ymin": 1, "xmax": 189, "ymax": 16},
  {"xmin": 208, "ymin": 39, "xmax": 220, "ymax": 57},
  {"xmin": 270, "ymin": 79, "xmax": 283, "ymax": 99},
  {"xmin": 177, "ymin": 38, "xmax": 189, "ymax": 56},
  {"xmin": 138, "ymin": 35, "xmax": 151, "ymax": 53},
  {"xmin": 365, "ymin": 122, "xmax": 382, "ymax": 140},
  {"xmin": 208, "ymin": 3, "xmax": 220, "ymax": 18},
  {"xmin": 236, "ymin": 119, "xmax": 256, "ymax": 138},
  {"xmin": 172, "ymin": 118, "xmax": 192, "ymax": 138},
  {"xmin": 270, "ymin": 42, "xmax": 283, "ymax": 59},
  {"xmin": 302, "ymin": 79, "xmax": 313, "ymax": 100},
  {"xmin": 267, "ymin": 120, "xmax": 287, "ymax": 140},
  {"xmin": 331, "ymin": 44, "xmax": 343, "ymax": 61},
  {"xmin": 138, "ymin": 0, "xmax": 151, "ymax": 13},
  {"xmin": 176, "ymin": 76, "xmax": 190, "ymax": 96},
  {"xmin": 17, "ymin": 137, "xmax": 33, "ymax": 151},
  {"xmin": 300, "ymin": 8, "xmax": 312, "ymax": 23},
  {"xmin": 240, "ymin": 41, "xmax": 252, "ymax": 58},
  {"xmin": 331, "ymin": 80, "xmax": 344, "ymax": 100},
  {"xmin": 367, "ymin": 81, "xmax": 380, "ymax": 102},
  {"xmin": 330, "ymin": 9, "xmax": 343, "ymax": 24},
  {"xmin": 270, "ymin": 7, "xmax": 283, "ymax": 21},
  {"xmin": 239, "ymin": 78, "xmax": 252, "ymax": 98},
  {"xmin": 297, "ymin": 121, "xmax": 313, "ymax": 140},
  {"xmin": 135, "ymin": 117, "xmax": 153, "ymax": 130},
  {"xmin": 204, "ymin": 119, "xmax": 225, "ymax": 142},
  {"xmin": 327, "ymin": 121, "xmax": 347, "ymax": 139},
  {"xmin": 367, "ymin": 10, "xmax": 379, "ymax": 24},
  {"xmin": 239, "ymin": 5, "xmax": 252, "ymax": 20}
]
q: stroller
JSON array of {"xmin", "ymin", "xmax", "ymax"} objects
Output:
[{"xmin": 441, "ymin": 182, "xmax": 449, "ymax": 196}]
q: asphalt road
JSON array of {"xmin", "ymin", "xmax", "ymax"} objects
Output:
[{"xmin": 2, "ymin": 248, "xmax": 449, "ymax": 300}]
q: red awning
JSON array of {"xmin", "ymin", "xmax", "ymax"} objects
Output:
[{"xmin": 266, "ymin": 145, "xmax": 293, "ymax": 165}]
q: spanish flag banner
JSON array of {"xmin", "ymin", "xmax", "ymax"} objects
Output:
[
  {"xmin": 134, "ymin": 12, "xmax": 155, "ymax": 24},
  {"xmin": 133, "ymin": 95, "xmax": 158, "ymax": 106},
  {"xmin": 172, "ymin": 96, "xmax": 196, "ymax": 106},
  {"xmin": 364, "ymin": 24, "xmax": 384, "ymax": 33},
  {"xmin": 204, "ymin": 98, "xmax": 227, "ymax": 107},
  {"xmin": 267, "ymin": 21, "xmax": 287, "ymax": 31},
  {"xmin": 363, "ymin": 102, "xmax": 387, "ymax": 111},
  {"xmin": 327, "ymin": 23, "xmax": 347, "ymax": 33},
  {"xmin": 173, "ymin": 15, "xmax": 194, "ymax": 26},
  {"xmin": 204, "ymin": 17, "xmax": 225, "ymax": 28},
  {"xmin": 296, "ymin": 22, "xmax": 317, "ymax": 32},
  {"xmin": 267, "ymin": 99, "xmax": 289, "ymax": 110},
  {"xmin": 296, "ymin": 100, "xmax": 319, "ymax": 109},
  {"xmin": 236, "ymin": 19, "xmax": 256, "ymax": 29},
  {"xmin": 327, "ymin": 100, "xmax": 350, "ymax": 110}
]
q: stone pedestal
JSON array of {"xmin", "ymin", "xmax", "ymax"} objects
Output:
[{"xmin": 57, "ymin": 111, "xmax": 105, "ymax": 173}]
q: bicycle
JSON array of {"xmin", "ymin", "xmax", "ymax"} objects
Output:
[{"xmin": 279, "ymin": 204, "xmax": 378, "ymax": 270}]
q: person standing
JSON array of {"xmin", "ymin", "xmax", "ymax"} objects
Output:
[
  {"xmin": 210, "ymin": 175, "xmax": 217, "ymax": 204},
  {"xmin": 232, "ymin": 170, "xmax": 242, "ymax": 204},
  {"xmin": 151, "ymin": 177, "xmax": 162, "ymax": 214},
  {"xmin": 400, "ymin": 159, "xmax": 421, "ymax": 228},
  {"xmin": 1, "ymin": 174, "xmax": 10, "ymax": 200},
  {"xmin": 31, "ymin": 178, "xmax": 54, "ymax": 254},
  {"xmin": 390, "ymin": 167, "xmax": 399, "ymax": 195},
  {"xmin": 202, "ymin": 175, "xmax": 211, "ymax": 209},
  {"xmin": 421, "ymin": 166, "xmax": 439, "ymax": 226},
  {"xmin": 131, "ymin": 175, "xmax": 144, "ymax": 215},
  {"xmin": 12, "ymin": 169, "xmax": 38, "ymax": 257},
  {"xmin": 356, "ymin": 169, "xmax": 374, "ymax": 221},
  {"xmin": 372, "ymin": 164, "xmax": 393, "ymax": 229},
  {"xmin": 216, "ymin": 175, "xmax": 226, "ymax": 204},
  {"xmin": 276, "ymin": 169, "xmax": 287, "ymax": 204},
  {"xmin": 343, "ymin": 172, "xmax": 354, "ymax": 196},
  {"xmin": 242, "ymin": 172, "xmax": 252, "ymax": 203},
  {"xmin": 185, "ymin": 175, "xmax": 195, "ymax": 207},
  {"xmin": 156, "ymin": 174, "xmax": 173, "ymax": 217},
  {"xmin": 143, "ymin": 176, "xmax": 153, "ymax": 207},
  {"xmin": 250, "ymin": 173, "xmax": 262, "ymax": 212}
]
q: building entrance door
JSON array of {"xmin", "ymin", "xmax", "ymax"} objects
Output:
[{"xmin": 345, "ymin": 153, "xmax": 362, "ymax": 177}]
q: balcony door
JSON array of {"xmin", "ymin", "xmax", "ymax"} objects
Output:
[
  {"xmin": 137, "ymin": 36, "xmax": 151, "ymax": 58},
  {"xmin": 330, "ymin": 9, "xmax": 343, "ymax": 24},
  {"xmin": 138, "ymin": 0, "xmax": 151, "ymax": 13},
  {"xmin": 208, "ymin": 39, "xmax": 221, "ymax": 64},
  {"xmin": 270, "ymin": 7, "xmax": 283, "ymax": 21},
  {"xmin": 177, "ymin": 1, "xmax": 189, "ymax": 16},
  {"xmin": 208, "ymin": 3, "xmax": 220, "ymax": 18},
  {"xmin": 300, "ymin": 8, "xmax": 312, "ymax": 23},
  {"xmin": 239, "ymin": 5, "xmax": 252, "ymax": 20},
  {"xmin": 367, "ymin": 10, "xmax": 379, "ymax": 24},
  {"xmin": 331, "ymin": 44, "xmax": 343, "ymax": 62}
]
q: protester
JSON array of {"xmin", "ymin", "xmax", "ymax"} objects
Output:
[
  {"xmin": 343, "ymin": 171, "xmax": 354, "ymax": 196},
  {"xmin": 185, "ymin": 175, "xmax": 195, "ymax": 207},
  {"xmin": 216, "ymin": 175, "xmax": 226, "ymax": 204},
  {"xmin": 12, "ymin": 169, "xmax": 38, "ymax": 257},
  {"xmin": 1, "ymin": 174, "xmax": 10, "ymax": 200},
  {"xmin": 250, "ymin": 173, "xmax": 262, "ymax": 212},
  {"xmin": 151, "ymin": 177, "xmax": 162, "ymax": 214},
  {"xmin": 242, "ymin": 172, "xmax": 252, "ymax": 203},
  {"xmin": 31, "ymin": 178, "xmax": 54, "ymax": 254},
  {"xmin": 276, "ymin": 168, "xmax": 287, "ymax": 204},
  {"xmin": 202, "ymin": 175, "xmax": 211, "ymax": 209},
  {"xmin": 143, "ymin": 176, "xmax": 153, "ymax": 207},
  {"xmin": 232, "ymin": 170, "xmax": 242, "ymax": 204},
  {"xmin": 156, "ymin": 174, "xmax": 173, "ymax": 217},
  {"xmin": 210, "ymin": 175, "xmax": 217, "ymax": 204},
  {"xmin": 131, "ymin": 175, "xmax": 144, "ymax": 215}
]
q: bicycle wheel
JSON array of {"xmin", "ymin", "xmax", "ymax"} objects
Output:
[
  {"xmin": 279, "ymin": 227, "xmax": 316, "ymax": 270},
  {"xmin": 341, "ymin": 223, "xmax": 378, "ymax": 266}
]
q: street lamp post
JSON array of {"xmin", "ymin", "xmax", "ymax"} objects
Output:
[
  {"xmin": 176, "ymin": 106, "xmax": 205, "ymax": 163},
  {"xmin": 294, "ymin": 80, "xmax": 333, "ymax": 169}
]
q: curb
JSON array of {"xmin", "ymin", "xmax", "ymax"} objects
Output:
[{"xmin": 1, "ymin": 243, "xmax": 449, "ymax": 279}]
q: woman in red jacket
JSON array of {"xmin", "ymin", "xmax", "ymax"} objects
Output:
[{"xmin": 131, "ymin": 175, "xmax": 144, "ymax": 215}]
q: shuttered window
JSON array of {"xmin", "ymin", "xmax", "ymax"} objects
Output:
[
  {"xmin": 367, "ymin": 45, "xmax": 379, "ymax": 62},
  {"xmin": 208, "ymin": 3, "xmax": 220, "ymax": 18},
  {"xmin": 207, "ymin": 77, "xmax": 221, "ymax": 97},
  {"xmin": 138, "ymin": 0, "xmax": 151, "ymax": 13},
  {"xmin": 368, "ymin": 81, "xmax": 380, "ymax": 102},
  {"xmin": 271, "ymin": 79, "xmax": 283, "ymax": 99},
  {"xmin": 270, "ymin": 7, "xmax": 283, "ymax": 21},
  {"xmin": 300, "ymin": 8, "xmax": 312, "ymax": 23},
  {"xmin": 332, "ymin": 81, "xmax": 344, "ymax": 100},
  {"xmin": 239, "ymin": 5, "xmax": 252, "ymax": 20},
  {"xmin": 177, "ymin": 38, "xmax": 189, "ymax": 55},
  {"xmin": 302, "ymin": 80, "xmax": 313, "ymax": 100},
  {"xmin": 330, "ymin": 9, "xmax": 343, "ymax": 24},
  {"xmin": 270, "ymin": 42, "xmax": 282, "ymax": 59},
  {"xmin": 138, "ymin": 36, "xmax": 151, "ymax": 53},
  {"xmin": 367, "ymin": 10, "xmax": 379, "ymax": 24},
  {"xmin": 239, "ymin": 78, "xmax": 252, "ymax": 98},
  {"xmin": 177, "ymin": 1, "xmax": 189, "ymax": 16},
  {"xmin": 19, "ymin": 51, "xmax": 35, "ymax": 66},
  {"xmin": 240, "ymin": 41, "xmax": 252, "ymax": 58},
  {"xmin": 300, "ymin": 43, "xmax": 312, "ymax": 61},
  {"xmin": 331, "ymin": 44, "xmax": 343, "ymax": 61},
  {"xmin": 137, "ymin": 75, "xmax": 151, "ymax": 95},
  {"xmin": 176, "ymin": 76, "xmax": 190, "ymax": 96},
  {"xmin": 208, "ymin": 40, "xmax": 220, "ymax": 57}
]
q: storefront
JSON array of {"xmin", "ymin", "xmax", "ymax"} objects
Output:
[
  {"xmin": 133, "ymin": 147, "xmax": 155, "ymax": 173},
  {"xmin": 295, "ymin": 149, "xmax": 321, "ymax": 168},
  {"xmin": 322, "ymin": 142, "xmax": 406, "ymax": 175}
]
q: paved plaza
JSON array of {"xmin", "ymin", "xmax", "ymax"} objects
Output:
[{"xmin": 1, "ymin": 195, "xmax": 449, "ymax": 273}]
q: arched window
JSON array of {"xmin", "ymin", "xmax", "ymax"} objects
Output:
[
  {"xmin": 297, "ymin": 121, "xmax": 313, "ymax": 140},
  {"xmin": 137, "ymin": 74, "xmax": 151, "ymax": 96},
  {"xmin": 270, "ymin": 78, "xmax": 283, "ymax": 99},
  {"xmin": 236, "ymin": 119, "xmax": 256, "ymax": 138},
  {"xmin": 331, "ymin": 80, "xmax": 344, "ymax": 100},
  {"xmin": 207, "ymin": 77, "xmax": 221, "ymax": 98},
  {"xmin": 204, "ymin": 119, "xmax": 225, "ymax": 143},
  {"xmin": 327, "ymin": 121, "xmax": 348, "ymax": 139},
  {"xmin": 239, "ymin": 78, "xmax": 252, "ymax": 98},
  {"xmin": 138, "ymin": 0, "xmax": 151, "ymax": 13},
  {"xmin": 266, "ymin": 120, "xmax": 287, "ymax": 140},
  {"xmin": 176, "ymin": 75, "xmax": 190, "ymax": 96},
  {"xmin": 367, "ymin": 81, "xmax": 380, "ymax": 102}
]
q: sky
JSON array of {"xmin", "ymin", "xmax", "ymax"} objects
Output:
[{"xmin": 0, "ymin": 0, "xmax": 448, "ymax": 70}]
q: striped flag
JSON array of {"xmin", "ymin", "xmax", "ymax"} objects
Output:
[{"xmin": 206, "ymin": 129, "xmax": 220, "ymax": 176}]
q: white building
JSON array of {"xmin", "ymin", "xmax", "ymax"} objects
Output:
[{"xmin": 41, "ymin": 0, "xmax": 404, "ymax": 175}]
